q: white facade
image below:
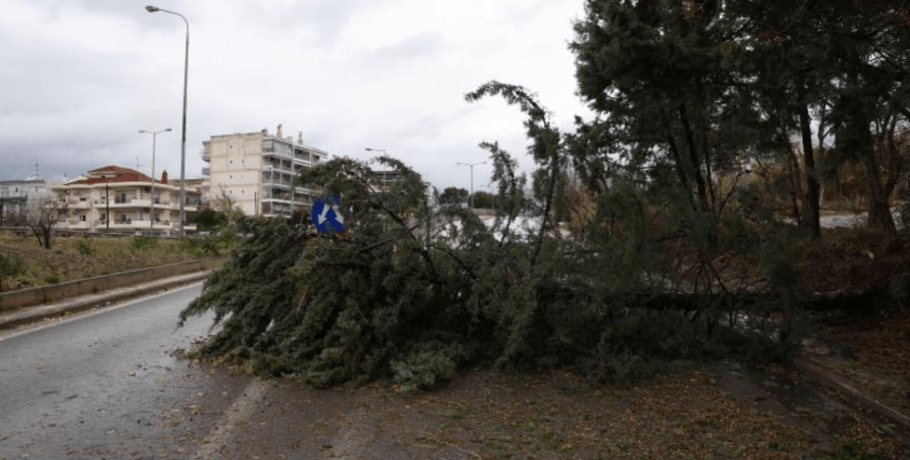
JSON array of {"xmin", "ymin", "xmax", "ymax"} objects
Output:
[
  {"xmin": 0, "ymin": 172, "xmax": 46, "ymax": 224},
  {"xmin": 202, "ymin": 126, "xmax": 329, "ymax": 218},
  {"xmin": 49, "ymin": 166, "xmax": 200, "ymax": 234}
]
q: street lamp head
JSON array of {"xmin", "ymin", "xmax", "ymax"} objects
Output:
[
  {"xmin": 165, "ymin": 128, "xmax": 172, "ymax": 132},
  {"xmin": 145, "ymin": 6, "xmax": 160, "ymax": 13}
]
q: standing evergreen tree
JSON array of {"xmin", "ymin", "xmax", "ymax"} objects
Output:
[
  {"xmin": 822, "ymin": 1, "xmax": 910, "ymax": 235},
  {"xmin": 437, "ymin": 187, "xmax": 470, "ymax": 208},
  {"xmin": 570, "ymin": 1, "xmax": 767, "ymax": 224}
]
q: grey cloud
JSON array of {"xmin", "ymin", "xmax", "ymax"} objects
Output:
[{"xmin": 369, "ymin": 31, "xmax": 447, "ymax": 64}]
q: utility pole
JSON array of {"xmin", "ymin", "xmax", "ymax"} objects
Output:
[
  {"xmin": 140, "ymin": 128, "xmax": 172, "ymax": 232},
  {"xmin": 456, "ymin": 161, "xmax": 486, "ymax": 209}
]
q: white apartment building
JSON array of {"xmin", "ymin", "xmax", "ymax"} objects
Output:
[
  {"xmin": 202, "ymin": 125, "xmax": 329, "ymax": 218},
  {"xmin": 0, "ymin": 170, "xmax": 46, "ymax": 225},
  {"xmin": 49, "ymin": 165, "xmax": 200, "ymax": 234}
]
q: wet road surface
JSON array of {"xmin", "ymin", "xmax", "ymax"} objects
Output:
[{"xmin": 0, "ymin": 284, "xmax": 250, "ymax": 460}]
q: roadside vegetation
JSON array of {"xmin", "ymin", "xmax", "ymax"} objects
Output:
[
  {"xmin": 0, "ymin": 230, "xmax": 234, "ymax": 293},
  {"xmin": 0, "ymin": 190, "xmax": 243, "ymax": 294},
  {"xmin": 180, "ymin": 1, "xmax": 910, "ymax": 396}
]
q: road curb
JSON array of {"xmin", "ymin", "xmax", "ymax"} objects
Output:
[
  {"xmin": 793, "ymin": 357, "xmax": 910, "ymax": 432},
  {"xmin": 0, "ymin": 271, "xmax": 212, "ymax": 332}
]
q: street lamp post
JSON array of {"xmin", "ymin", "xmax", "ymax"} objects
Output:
[
  {"xmin": 146, "ymin": 5, "xmax": 189, "ymax": 237},
  {"xmin": 139, "ymin": 128, "xmax": 171, "ymax": 231},
  {"xmin": 457, "ymin": 161, "xmax": 486, "ymax": 209},
  {"xmin": 483, "ymin": 183, "xmax": 496, "ymax": 211}
]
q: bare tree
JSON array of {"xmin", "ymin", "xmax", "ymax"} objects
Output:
[
  {"xmin": 209, "ymin": 185, "xmax": 243, "ymax": 225},
  {"xmin": 26, "ymin": 193, "xmax": 68, "ymax": 249}
]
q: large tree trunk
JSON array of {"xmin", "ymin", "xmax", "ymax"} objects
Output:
[
  {"xmin": 798, "ymin": 98, "xmax": 821, "ymax": 239},
  {"xmin": 786, "ymin": 146, "xmax": 802, "ymax": 223},
  {"xmin": 678, "ymin": 103, "xmax": 711, "ymax": 214},
  {"xmin": 863, "ymin": 148, "xmax": 898, "ymax": 234},
  {"xmin": 839, "ymin": 39, "xmax": 898, "ymax": 235},
  {"xmin": 881, "ymin": 114, "xmax": 904, "ymax": 211},
  {"xmin": 857, "ymin": 116, "xmax": 898, "ymax": 234}
]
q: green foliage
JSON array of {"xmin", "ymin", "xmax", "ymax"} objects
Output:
[
  {"xmin": 471, "ymin": 191, "xmax": 494, "ymax": 209},
  {"xmin": 819, "ymin": 437, "xmax": 878, "ymax": 460},
  {"xmin": 43, "ymin": 274, "xmax": 60, "ymax": 284},
  {"xmin": 0, "ymin": 252, "xmax": 25, "ymax": 278},
  {"xmin": 74, "ymin": 238, "xmax": 93, "ymax": 255},
  {"xmin": 437, "ymin": 187, "xmax": 469, "ymax": 208},
  {"xmin": 129, "ymin": 235, "xmax": 159, "ymax": 252},
  {"xmin": 178, "ymin": 231, "xmax": 237, "ymax": 256},
  {"xmin": 191, "ymin": 208, "xmax": 228, "ymax": 231},
  {"xmin": 182, "ymin": 81, "xmax": 806, "ymax": 391},
  {"xmin": 391, "ymin": 341, "xmax": 464, "ymax": 391},
  {"xmin": 1, "ymin": 251, "xmax": 26, "ymax": 292}
]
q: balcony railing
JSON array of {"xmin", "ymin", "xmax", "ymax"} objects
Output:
[{"xmin": 65, "ymin": 220, "xmax": 92, "ymax": 229}]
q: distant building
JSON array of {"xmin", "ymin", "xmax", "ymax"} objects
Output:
[
  {"xmin": 368, "ymin": 168, "xmax": 434, "ymax": 205},
  {"xmin": 0, "ymin": 171, "xmax": 46, "ymax": 225},
  {"xmin": 202, "ymin": 125, "xmax": 330, "ymax": 218},
  {"xmin": 369, "ymin": 169, "xmax": 407, "ymax": 192},
  {"xmin": 48, "ymin": 165, "xmax": 201, "ymax": 234}
]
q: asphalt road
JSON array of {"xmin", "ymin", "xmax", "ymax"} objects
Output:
[{"xmin": 0, "ymin": 283, "xmax": 250, "ymax": 460}]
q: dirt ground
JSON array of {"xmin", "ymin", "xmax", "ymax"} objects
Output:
[
  {"xmin": 797, "ymin": 226, "xmax": 910, "ymax": 416},
  {"xmin": 184, "ymin": 360, "xmax": 908, "ymax": 459},
  {"xmin": 804, "ymin": 309, "xmax": 910, "ymax": 414}
]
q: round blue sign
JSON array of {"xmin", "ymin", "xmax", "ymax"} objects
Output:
[{"xmin": 311, "ymin": 195, "xmax": 344, "ymax": 233}]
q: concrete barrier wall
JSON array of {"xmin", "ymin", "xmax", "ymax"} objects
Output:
[{"xmin": 0, "ymin": 256, "xmax": 228, "ymax": 312}]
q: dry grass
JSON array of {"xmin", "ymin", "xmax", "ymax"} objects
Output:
[
  {"xmin": 0, "ymin": 231, "xmax": 202, "ymax": 292},
  {"xmin": 209, "ymin": 365, "xmax": 907, "ymax": 459}
]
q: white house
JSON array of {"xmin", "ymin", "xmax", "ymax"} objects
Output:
[{"xmin": 49, "ymin": 165, "xmax": 201, "ymax": 234}]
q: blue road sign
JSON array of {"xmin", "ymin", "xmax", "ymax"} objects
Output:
[{"xmin": 311, "ymin": 195, "xmax": 344, "ymax": 233}]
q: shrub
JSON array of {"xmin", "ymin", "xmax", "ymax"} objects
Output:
[
  {"xmin": 178, "ymin": 231, "xmax": 236, "ymax": 256},
  {"xmin": 44, "ymin": 274, "xmax": 61, "ymax": 284},
  {"xmin": 1, "ymin": 252, "xmax": 26, "ymax": 292},
  {"xmin": 0, "ymin": 252, "xmax": 25, "ymax": 277},
  {"xmin": 129, "ymin": 235, "xmax": 159, "ymax": 252},
  {"xmin": 74, "ymin": 238, "xmax": 93, "ymax": 255}
]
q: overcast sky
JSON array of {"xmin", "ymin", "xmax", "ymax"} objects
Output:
[{"xmin": 1, "ymin": 0, "xmax": 591, "ymax": 192}]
